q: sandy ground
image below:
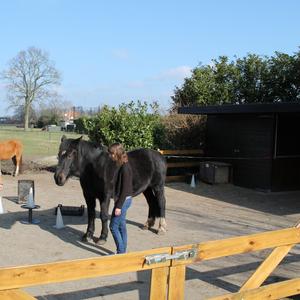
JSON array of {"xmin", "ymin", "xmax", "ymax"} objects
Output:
[{"xmin": 1, "ymin": 162, "xmax": 300, "ymax": 299}]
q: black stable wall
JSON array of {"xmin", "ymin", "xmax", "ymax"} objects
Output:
[{"xmin": 205, "ymin": 113, "xmax": 300, "ymax": 191}]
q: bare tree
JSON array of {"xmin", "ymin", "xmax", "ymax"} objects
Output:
[{"xmin": 1, "ymin": 47, "xmax": 61, "ymax": 130}]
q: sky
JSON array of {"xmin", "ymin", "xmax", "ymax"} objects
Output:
[{"xmin": 0, "ymin": 0, "xmax": 300, "ymax": 116}]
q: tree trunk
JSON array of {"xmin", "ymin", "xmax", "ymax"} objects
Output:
[{"xmin": 24, "ymin": 100, "xmax": 30, "ymax": 131}]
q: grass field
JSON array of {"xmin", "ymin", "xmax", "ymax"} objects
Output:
[{"xmin": 0, "ymin": 126, "xmax": 87, "ymax": 157}]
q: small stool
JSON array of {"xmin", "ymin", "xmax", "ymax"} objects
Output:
[{"xmin": 21, "ymin": 205, "xmax": 40, "ymax": 224}]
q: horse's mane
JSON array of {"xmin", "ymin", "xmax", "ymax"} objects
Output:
[
  {"xmin": 90, "ymin": 140, "xmax": 108, "ymax": 151},
  {"xmin": 77, "ymin": 139, "xmax": 108, "ymax": 159}
]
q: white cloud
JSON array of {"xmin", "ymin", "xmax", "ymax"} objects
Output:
[{"xmin": 153, "ymin": 66, "xmax": 192, "ymax": 81}]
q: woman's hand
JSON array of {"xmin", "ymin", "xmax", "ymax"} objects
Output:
[{"xmin": 115, "ymin": 208, "xmax": 121, "ymax": 216}]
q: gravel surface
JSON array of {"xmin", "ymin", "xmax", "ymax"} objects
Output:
[{"xmin": 1, "ymin": 159, "xmax": 300, "ymax": 299}]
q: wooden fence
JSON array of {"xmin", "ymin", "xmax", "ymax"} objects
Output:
[
  {"xmin": 159, "ymin": 149, "xmax": 204, "ymax": 182},
  {"xmin": 1, "ymin": 223, "xmax": 300, "ymax": 299}
]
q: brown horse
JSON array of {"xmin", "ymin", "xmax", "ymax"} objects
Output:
[{"xmin": 0, "ymin": 140, "xmax": 23, "ymax": 176}]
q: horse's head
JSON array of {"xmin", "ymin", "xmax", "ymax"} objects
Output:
[{"xmin": 54, "ymin": 135, "xmax": 82, "ymax": 186}]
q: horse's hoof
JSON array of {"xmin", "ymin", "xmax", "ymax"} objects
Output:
[
  {"xmin": 96, "ymin": 238, "xmax": 107, "ymax": 245},
  {"xmin": 157, "ymin": 228, "xmax": 166, "ymax": 235},
  {"xmin": 82, "ymin": 234, "xmax": 93, "ymax": 242},
  {"xmin": 141, "ymin": 225, "xmax": 149, "ymax": 230}
]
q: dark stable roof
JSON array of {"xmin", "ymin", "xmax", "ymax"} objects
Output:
[{"xmin": 178, "ymin": 103, "xmax": 300, "ymax": 115}]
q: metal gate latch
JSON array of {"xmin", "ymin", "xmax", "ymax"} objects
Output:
[{"xmin": 145, "ymin": 249, "xmax": 197, "ymax": 265}]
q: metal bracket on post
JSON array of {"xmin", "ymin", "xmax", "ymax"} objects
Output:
[{"xmin": 145, "ymin": 248, "xmax": 197, "ymax": 265}]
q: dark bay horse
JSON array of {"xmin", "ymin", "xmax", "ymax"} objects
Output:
[
  {"xmin": 54, "ymin": 136, "xmax": 167, "ymax": 245},
  {"xmin": 0, "ymin": 139, "xmax": 23, "ymax": 176}
]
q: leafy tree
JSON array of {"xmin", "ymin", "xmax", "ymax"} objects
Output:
[
  {"xmin": 84, "ymin": 101, "xmax": 161, "ymax": 150},
  {"xmin": 268, "ymin": 51, "xmax": 300, "ymax": 102},
  {"xmin": 234, "ymin": 54, "xmax": 270, "ymax": 103},
  {"xmin": 1, "ymin": 47, "xmax": 61, "ymax": 130},
  {"xmin": 171, "ymin": 56, "xmax": 238, "ymax": 110},
  {"xmin": 171, "ymin": 49, "xmax": 300, "ymax": 109}
]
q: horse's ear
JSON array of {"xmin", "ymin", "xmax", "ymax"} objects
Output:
[
  {"xmin": 73, "ymin": 136, "xmax": 83, "ymax": 145},
  {"xmin": 61, "ymin": 135, "xmax": 67, "ymax": 142}
]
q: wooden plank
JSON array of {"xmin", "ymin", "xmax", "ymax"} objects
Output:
[
  {"xmin": 168, "ymin": 265, "xmax": 186, "ymax": 300},
  {"xmin": 240, "ymin": 221, "xmax": 300, "ymax": 291},
  {"xmin": 167, "ymin": 161, "xmax": 200, "ymax": 168},
  {"xmin": 197, "ymin": 227, "xmax": 300, "ymax": 262},
  {"xmin": 165, "ymin": 175, "xmax": 188, "ymax": 182},
  {"xmin": 171, "ymin": 228, "xmax": 300, "ymax": 265},
  {"xmin": 239, "ymin": 244, "xmax": 294, "ymax": 291},
  {"xmin": 149, "ymin": 267, "xmax": 169, "ymax": 300},
  {"xmin": 0, "ymin": 247, "xmax": 172, "ymax": 290},
  {"xmin": 0, "ymin": 289, "xmax": 36, "ymax": 299},
  {"xmin": 209, "ymin": 277, "xmax": 300, "ymax": 300},
  {"xmin": 159, "ymin": 149, "xmax": 203, "ymax": 155}
]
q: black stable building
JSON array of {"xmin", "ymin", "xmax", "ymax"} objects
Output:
[{"xmin": 179, "ymin": 103, "xmax": 300, "ymax": 192}]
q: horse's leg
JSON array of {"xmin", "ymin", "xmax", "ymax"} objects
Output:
[
  {"xmin": 142, "ymin": 188, "xmax": 156, "ymax": 230},
  {"xmin": 12, "ymin": 155, "xmax": 20, "ymax": 176},
  {"xmin": 15, "ymin": 154, "xmax": 22, "ymax": 176},
  {"xmin": 14, "ymin": 145, "xmax": 23, "ymax": 176},
  {"xmin": 96, "ymin": 196, "xmax": 110, "ymax": 245},
  {"xmin": 153, "ymin": 185, "xmax": 167, "ymax": 235},
  {"xmin": 11, "ymin": 156, "xmax": 17, "ymax": 176},
  {"xmin": 82, "ymin": 196, "xmax": 96, "ymax": 242}
]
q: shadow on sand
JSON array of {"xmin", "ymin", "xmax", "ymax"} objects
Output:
[{"xmin": 166, "ymin": 181, "xmax": 300, "ymax": 216}]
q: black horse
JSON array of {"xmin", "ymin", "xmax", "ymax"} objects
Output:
[{"xmin": 54, "ymin": 136, "xmax": 167, "ymax": 245}]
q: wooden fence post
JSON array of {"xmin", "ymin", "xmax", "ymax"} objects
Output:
[
  {"xmin": 149, "ymin": 267, "xmax": 169, "ymax": 300},
  {"xmin": 168, "ymin": 265, "xmax": 186, "ymax": 300}
]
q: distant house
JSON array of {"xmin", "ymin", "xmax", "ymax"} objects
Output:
[
  {"xmin": 63, "ymin": 106, "xmax": 83, "ymax": 121},
  {"xmin": 179, "ymin": 103, "xmax": 300, "ymax": 192}
]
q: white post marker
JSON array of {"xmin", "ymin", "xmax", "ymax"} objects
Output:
[
  {"xmin": 54, "ymin": 206, "xmax": 65, "ymax": 229},
  {"xmin": 26, "ymin": 187, "xmax": 35, "ymax": 208},
  {"xmin": 190, "ymin": 174, "xmax": 196, "ymax": 188},
  {"xmin": 0, "ymin": 196, "xmax": 4, "ymax": 214}
]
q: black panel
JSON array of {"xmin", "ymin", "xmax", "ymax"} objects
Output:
[
  {"xmin": 276, "ymin": 113, "xmax": 300, "ymax": 156},
  {"xmin": 272, "ymin": 158, "xmax": 300, "ymax": 191},
  {"xmin": 206, "ymin": 114, "xmax": 274, "ymax": 158},
  {"xmin": 205, "ymin": 115, "xmax": 234, "ymax": 157},
  {"xmin": 233, "ymin": 115, "xmax": 273, "ymax": 158},
  {"xmin": 231, "ymin": 159, "xmax": 272, "ymax": 191}
]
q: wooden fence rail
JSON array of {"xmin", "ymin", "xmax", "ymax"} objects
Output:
[
  {"xmin": 158, "ymin": 149, "xmax": 204, "ymax": 156},
  {"xmin": 1, "ymin": 224, "xmax": 300, "ymax": 299},
  {"xmin": 159, "ymin": 149, "xmax": 204, "ymax": 182}
]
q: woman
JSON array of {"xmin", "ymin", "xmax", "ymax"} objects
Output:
[{"xmin": 109, "ymin": 143, "xmax": 133, "ymax": 254}]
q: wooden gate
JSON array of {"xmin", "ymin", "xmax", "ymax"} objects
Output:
[{"xmin": 1, "ymin": 223, "xmax": 300, "ymax": 299}]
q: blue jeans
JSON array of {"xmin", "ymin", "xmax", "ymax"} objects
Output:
[{"xmin": 110, "ymin": 196, "xmax": 132, "ymax": 254}]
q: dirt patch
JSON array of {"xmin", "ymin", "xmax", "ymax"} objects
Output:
[
  {"xmin": 1, "ymin": 159, "xmax": 300, "ymax": 299},
  {"xmin": 1, "ymin": 155, "xmax": 57, "ymax": 175}
]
